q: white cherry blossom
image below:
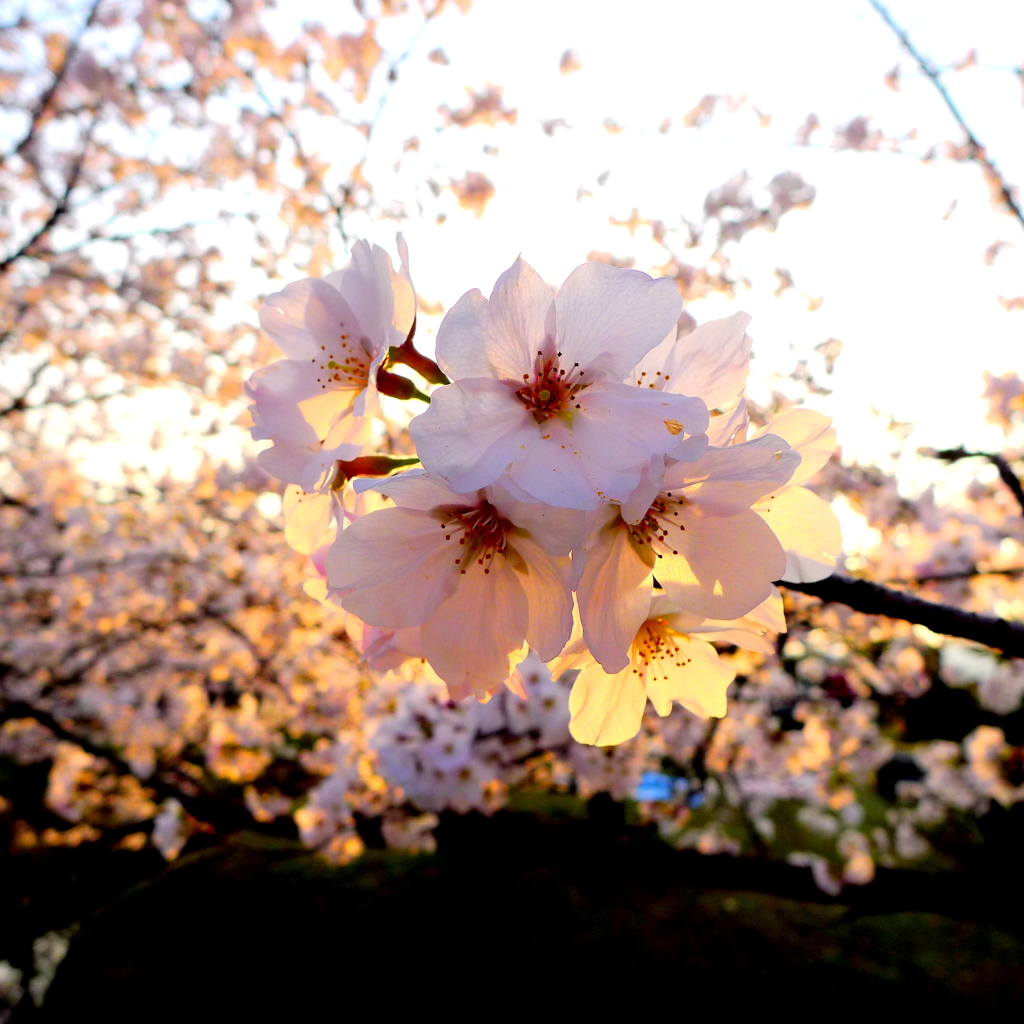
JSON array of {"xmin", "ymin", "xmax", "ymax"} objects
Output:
[
  {"xmin": 575, "ymin": 435, "xmax": 800, "ymax": 673},
  {"xmin": 553, "ymin": 594, "xmax": 736, "ymax": 747},
  {"xmin": 747, "ymin": 408, "xmax": 842, "ymax": 582},
  {"xmin": 630, "ymin": 309, "xmax": 841, "ymax": 583},
  {"xmin": 630, "ymin": 311, "xmax": 752, "ymax": 411},
  {"xmin": 409, "ymin": 258, "xmax": 709, "ymax": 510},
  {"xmin": 680, "ymin": 587, "xmax": 786, "ymax": 655},
  {"xmin": 246, "ymin": 238, "xmax": 415, "ymax": 492},
  {"xmin": 325, "ymin": 470, "xmax": 583, "ymax": 700}
]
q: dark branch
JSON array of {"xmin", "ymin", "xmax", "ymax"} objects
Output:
[
  {"xmin": 0, "ymin": 115, "xmax": 97, "ymax": 273},
  {"xmin": 0, "ymin": 358, "xmax": 48, "ymax": 417},
  {"xmin": 779, "ymin": 573, "xmax": 1024, "ymax": 657},
  {"xmin": 867, "ymin": 0, "xmax": 1024, "ymax": 231},
  {"xmin": 0, "ymin": 699, "xmax": 200, "ymax": 812},
  {"xmin": 0, "ymin": 0, "xmax": 102, "ymax": 168}
]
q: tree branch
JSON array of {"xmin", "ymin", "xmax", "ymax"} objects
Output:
[
  {"xmin": 0, "ymin": 0, "xmax": 102, "ymax": 168},
  {"xmin": 0, "ymin": 699, "xmax": 201, "ymax": 812},
  {"xmin": 779, "ymin": 573, "xmax": 1024, "ymax": 657},
  {"xmin": 926, "ymin": 445, "xmax": 1024, "ymax": 516},
  {"xmin": 0, "ymin": 114, "xmax": 97, "ymax": 273},
  {"xmin": 867, "ymin": 0, "xmax": 1024, "ymax": 232}
]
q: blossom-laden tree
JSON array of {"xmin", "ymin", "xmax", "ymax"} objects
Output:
[{"xmin": 2, "ymin": 5, "xmax": 1024, "ymax": 1005}]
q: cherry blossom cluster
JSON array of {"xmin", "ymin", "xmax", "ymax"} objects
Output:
[{"xmin": 246, "ymin": 237, "xmax": 843, "ymax": 746}]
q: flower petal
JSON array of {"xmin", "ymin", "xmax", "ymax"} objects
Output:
[
  {"xmin": 435, "ymin": 258, "xmax": 554, "ymax": 381},
  {"xmin": 632, "ymin": 313, "xmax": 752, "ymax": 410},
  {"xmin": 283, "ymin": 487, "xmax": 335, "ymax": 555},
  {"xmin": 577, "ymin": 516, "xmax": 654, "ymax": 673},
  {"xmin": 247, "ymin": 361, "xmax": 337, "ymax": 444},
  {"xmin": 487, "ymin": 482, "xmax": 587, "ymax": 556},
  {"xmin": 555, "ymin": 263, "xmax": 682, "ymax": 380},
  {"xmin": 569, "ymin": 662, "xmax": 648, "ymax": 746},
  {"xmin": 756, "ymin": 486, "xmax": 842, "ymax": 582},
  {"xmin": 409, "ymin": 378, "xmax": 540, "ymax": 492},
  {"xmin": 322, "ymin": 240, "xmax": 396, "ymax": 353},
  {"xmin": 654, "ymin": 510, "xmax": 786, "ymax": 619},
  {"xmin": 420, "ymin": 560, "xmax": 529, "ymax": 697},
  {"xmin": 575, "ymin": 381, "xmax": 710, "ymax": 472},
  {"xmin": 756, "ymin": 408, "xmax": 836, "ymax": 486},
  {"xmin": 507, "ymin": 535, "xmax": 574, "ymax": 660},
  {"xmin": 706, "ymin": 399, "xmax": 749, "ymax": 447},
  {"xmin": 506, "ymin": 423, "xmax": 607, "ymax": 510},
  {"xmin": 369, "ymin": 469, "xmax": 474, "ymax": 510},
  {"xmin": 326, "ymin": 506, "xmax": 460, "ymax": 627},
  {"xmin": 619, "ymin": 457, "xmax": 666, "ymax": 526},
  {"xmin": 662, "ymin": 434, "xmax": 801, "ymax": 518},
  {"xmin": 645, "ymin": 635, "xmax": 732, "ymax": 718},
  {"xmin": 391, "ymin": 233, "xmax": 416, "ymax": 339},
  {"xmin": 256, "ymin": 441, "xmax": 342, "ymax": 491},
  {"xmin": 258, "ymin": 278, "xmax": 362, "ymax": 361}
]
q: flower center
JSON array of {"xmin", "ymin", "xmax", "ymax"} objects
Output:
[
  {"xmin": 632, "ymin": 619, "xmax": 692, "ymax": 679},
  {"xmin": 515, "ymin": 349, "xmax": 589, "ymax": 424},
  {"xmin": 313, "ymin": 331, "xmax": 372, "ymax": 391},
  {"xmin": 625, "ymin": 495, "xmax": 687, "ymax": 559},
  {"xmin": 436, "ymin": 500, "xmax": 511, "ymax": 575}
]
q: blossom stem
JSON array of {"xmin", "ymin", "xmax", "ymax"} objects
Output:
[
  {"xmin": 331, "ymin": 455, "xmax": 420, "ymax": 489},
  {"xmin": 387, "ymin": 320, "xmax": 450, "ymax": 386},
  {"xmin": 375, "ymin": 367, "xmax": 431, "ymax": 403}
]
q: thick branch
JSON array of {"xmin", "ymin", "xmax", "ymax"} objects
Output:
[
  {"xmin": 780, "ymin": 573, "xmax": 1024, "ymax": 657},
  {"xmin": 867, "ymin": 0, "xmax": 1024, "ymax": 231}
]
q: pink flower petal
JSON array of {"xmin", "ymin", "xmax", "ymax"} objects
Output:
[
  {"xmin": 632, "ymin": 312, "xmax": 752, "ymax": 410},
  {"xmin": 487, "ymin": 480, "xmax": 587, "ymax": 556},
  {"xmin": 370, "ymin": 470, "xmax": 475, "ymax": 510},
  {"xmin": 420, "ymin": 560, "xmax": 529, "ymax": 696},
  {"xmin": 756, "ymin": 486, "xmax": 841, "ymax": 582},
  {"xmin": 756, "ymin": 408, "xmax": 836, "ymax": 486},
  {"xmin": 576, "ymin": 515, "xmax": 655, "ymax": 673},
  {"xmin": 662, "ymin": 434, "xmax": 801, "ymax": 518},
  {"xmin": 435, "ymin": 258, "xmax": 554, "ymax": 381},
  {"xmin": 410, "ymin": 378, "xmax": 540, "ymax": 492},
  {"xmin": 258, "ymin": 278, "xmax": 362, "ymax": 361},
  {"xmin": 644, "ymin": 635, "xmax": 732, "ymax": 718},
  {"xmin": 575, "ymin": 381, "xmax": 710, "ymax": 470},
  {"xmin": 507, "ymin": 535, "xmax": 573, "ymax": 660},
  {"xmin": 554, "ymin": 262, "xmax": 682, "ymax": 380},
  {"xmin": 321, "ymin": 240, "xmax": 396, "ymax": 353},
  {"xmin": 654, "ymin": 510, "xmax": 786, "ymax": 619},
  {"xmin": 327, "ymin": 507, "xmax": 461, "ymax": 627}
]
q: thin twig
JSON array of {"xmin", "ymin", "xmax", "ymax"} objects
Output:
[
  {"xmin": 927, "ymin": 445, "xmax": 1024, "ymax": 516},
  {"xmin": 0, "ymin": 0, "xmax": 102, "ymax": 168},
  {"xmin": 0, "ymin": 113, "xmax": 98, "ymax": 273},
  {"xmin": 867, "ymin": 0, "xmax": 1024, "ymax": 231}
]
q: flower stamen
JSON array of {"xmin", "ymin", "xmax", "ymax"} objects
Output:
[{"xmin": 515, "ymin": 349, "xmax": 589, "ymax": 423}]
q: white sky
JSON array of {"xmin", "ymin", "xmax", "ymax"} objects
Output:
[{"xmin": 59, "ymin": 0, "xmax": 1024, "ymax": 505}]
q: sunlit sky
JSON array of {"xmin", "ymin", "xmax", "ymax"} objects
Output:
[{"xmin": 66, "ymin": 0, "xmax": 1024, "ymax": 513}]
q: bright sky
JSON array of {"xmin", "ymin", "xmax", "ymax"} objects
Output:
[{"xmin": 65, "ymin": 0, "xmax": 1024, "ymax": 510}]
